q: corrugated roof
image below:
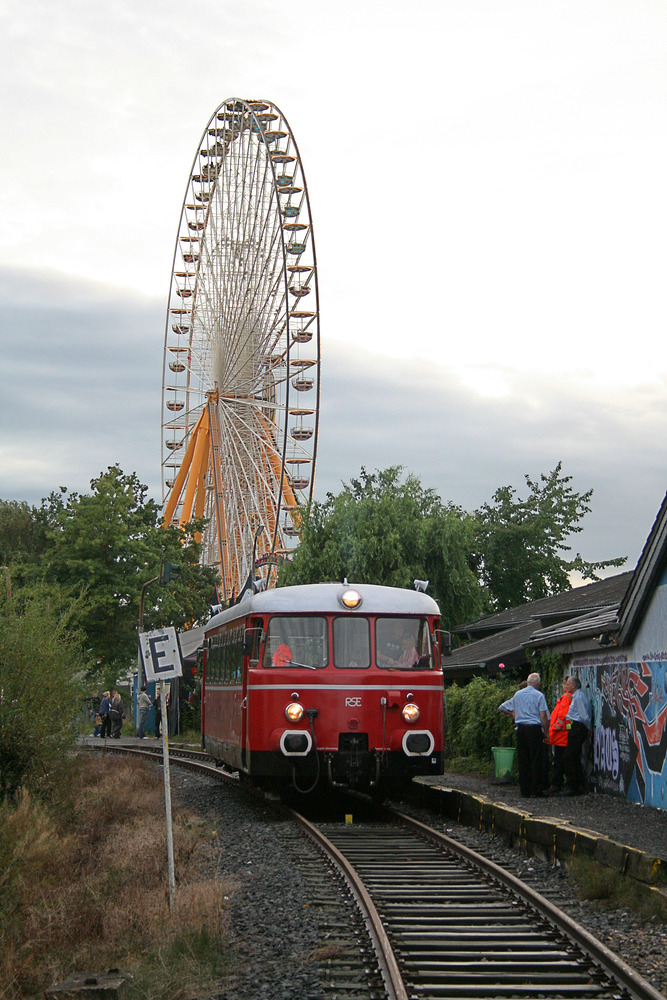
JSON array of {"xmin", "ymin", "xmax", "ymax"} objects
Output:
[
  {"xmin": 443, "ymin": 620, "xmax": 539, "ymax": 677},
  {"xmin": 528, "ymin": 605, "xmax": 622, "ymax": 648},
  {"xmin": 444, "ymin": 572, "xmax": 633, "ymax": 679},
  {"xmin": 456, "ymin": 572, "xmax": 633, "ymax": 638},
  {"xmin": 178, "ymin": 624, "xmax": 206, "ymax": 662}
]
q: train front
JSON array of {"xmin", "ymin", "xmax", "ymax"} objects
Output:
[{"xmin": 245, "ymin": 583, "xmax": 445, "ymax": 795}]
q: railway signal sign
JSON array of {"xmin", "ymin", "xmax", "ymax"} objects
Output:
[{"xmin": 139, "ymin": 626, "xmax": 183, "ymax": 681}]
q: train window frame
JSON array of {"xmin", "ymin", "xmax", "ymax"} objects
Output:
[
  {"xmin": 208, "ymin": 634, "xmax": 221, "ymax": 683},
  {"xmin": 332, "ymin": 616, "xmax": 370, "ymax": 669},
  {"xmin": 262, "ymin": 615, "xmax": 329, "ymax": 669},
  {"xmin": 207, "ymin": 626, "xmax": 245, "ymax": 684},
  {"xmin": 246, "ymin": 618, "xmax": 264, "ymax": 666},
  {"xmin": 375, "ymin": 616, "xmax": 434, "ymax": 670}
]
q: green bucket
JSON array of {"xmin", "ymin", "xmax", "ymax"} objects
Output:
[{"xmin": 492, "ymin": 746, "xmax": 515, "ymax": 781}]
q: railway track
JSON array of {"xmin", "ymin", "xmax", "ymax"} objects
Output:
[
  {"xmin": 87, "ymin": 740, "xmax": 664, "ymax": 1000},
  {"xmin": 295, "ymin": 807, "xmax": 664, "ymax": 1000}
]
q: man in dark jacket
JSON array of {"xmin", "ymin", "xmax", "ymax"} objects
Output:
[
  {"xmin": 99, "ymin": 691, "xmax": 112, "ymax": 739},
  {"xmin": 564, "ymin": 676, "xmax": 592, "ymax": 795}
]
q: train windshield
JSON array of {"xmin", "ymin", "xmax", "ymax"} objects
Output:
[
  {"xmin": 263, "ymin": 616, "xmax": 328, "ymax": 669},
  {"xmin": 375, "ymin": 617, "xmax": 433, "ymax": 669},
  {"xmin": 332, "ymin": 616, "xmax": 370, "ymax": 669}
]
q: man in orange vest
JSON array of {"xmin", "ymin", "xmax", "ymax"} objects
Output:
[{"xmin": 548, "ymin": 677, "xmax": 573, "ymax": 793}]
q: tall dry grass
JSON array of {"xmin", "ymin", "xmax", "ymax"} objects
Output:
[{"xmin": 0, "ymin": 755, "xmax": 236, "ymax": 1000}]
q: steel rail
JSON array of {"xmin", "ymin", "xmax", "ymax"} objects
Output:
[
  {"xmin": 286, "ymin": 807, "xmax": 410, "ymax": 1000},
  {"xmin": 390, "ymin": 806, "xmax": 664, "ymax": 1000},
  {"xmin": 86, "ymin": 740, "xmax": 239, "ymax": 782}
]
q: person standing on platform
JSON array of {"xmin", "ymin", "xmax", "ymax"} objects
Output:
[
  {"xmin": 137, "ymin": 685, "xmax": 151, "ymax": 739},
  {"xmin": 548, "ymin": 677, "xmax": 573, "ymax": 793},
  {"xmin": 564, "ymin": 676, "xmax": 592, "ymax": 795},
  {"xmin": 110, "ymin": 691, "xmax": 125, "ymax": 739},
  {"xmin": 99, "ymin": 691, "xmax": 112, "ymax": 739},
  {"xmin": 153, "ymin": 689, "xmax": 162, "ymax": 738},
  {"xmin": 499, "ymin": 672, "xmax": 549, "ymax": 798},
  {"xmin": 90, "ymin": 691, "xmax": 102, "ymax": 736}
]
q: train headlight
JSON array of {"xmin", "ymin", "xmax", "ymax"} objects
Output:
[
  {"xmin": 402, "ymin": 703, "xmax": 420, "ymax": 723},
  {"xmin": 285, "ymin": 702, "xmax": 304, "ymax": 722},
  {"xmin": 339, "ymin": 587, "xmax": 362, "ymax": 609}
]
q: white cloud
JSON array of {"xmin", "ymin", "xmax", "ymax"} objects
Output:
[
  {"xmin": 2, "ymin": 2, "xmax": 666, "ymax": 574},
  {"xmin": 2, "ymin": 267, "xmax": 664, "ymax": 567}
]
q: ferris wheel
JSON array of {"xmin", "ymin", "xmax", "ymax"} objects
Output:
[{"xmin": 161, "ymin": 98, "xmax": 320, "ymax": 601}]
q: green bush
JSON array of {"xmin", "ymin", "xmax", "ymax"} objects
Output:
[
  {"xmin": 444, "ymin": 675, "xmax": 517, "ymax": 764},
  {"xmin": 532, "ymin": 650, "xmax": 568, "ymax": 707},
  {"xmin": 0, "ymin": 584, "xmax": 85, "ymax": 798}
]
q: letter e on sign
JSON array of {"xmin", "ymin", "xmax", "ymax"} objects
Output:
[{"xmin": 139, "ymin": 627, "xmax": 183, "ymax": 681}]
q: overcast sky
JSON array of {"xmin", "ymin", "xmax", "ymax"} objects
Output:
[{"xmin": 2, "ymin": 0, "xmax": 666, "ymax": 571}]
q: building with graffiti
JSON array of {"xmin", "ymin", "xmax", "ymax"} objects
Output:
[
  {"xmin": 530, "ymin": 492, "xmax": 667, "ymax": 810},
  {"xmin": 443, "ymin": 490, "xmax": 667, "ymax": 812}
]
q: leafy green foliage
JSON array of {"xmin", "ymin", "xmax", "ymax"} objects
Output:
[
  {"xmin": 532, "ymin": 650, "xmax": 569, "ymax": 707},
  {"xmin": 279, "ymin": 463, "xmax": 621, "ymax": 625},
  {"xmin": 473, "ymin": 462, "xmax": 625, "ymax": 611},
  {"xmin": 0, "ymin": 500, "xmax": 49, "ymax": 588},
  {"xmin": 444, "ymin": 676, "xmax": 518, "ymax": 761},
  {"xmin": 0, "ymin": 584, "xmax": 86, "ymax": 798},
  {"xmin": 279, "ymin": 466, "xmax": 486, "ymax": 628},
  {"xmin": 1, "ymin": 466, "xmax": 218, "ymax": 682}
]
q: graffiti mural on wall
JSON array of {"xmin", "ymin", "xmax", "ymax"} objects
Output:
[{"xmin": 573, "ymin": 659, "xmax": 667, "ymax": 808}]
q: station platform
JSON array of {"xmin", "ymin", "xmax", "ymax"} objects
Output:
[{"xmin": 414, "ymin": 771, "xmax": 666, "ymax": 897}]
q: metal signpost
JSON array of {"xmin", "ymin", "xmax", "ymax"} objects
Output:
[{"xmin": 138, "ymin": 626, "xmax": 182, "ymax": 910}]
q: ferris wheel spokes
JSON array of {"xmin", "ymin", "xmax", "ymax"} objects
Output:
[{"xmin": 161, "ymin": 99, "xmax": 320, "ymax": 596}]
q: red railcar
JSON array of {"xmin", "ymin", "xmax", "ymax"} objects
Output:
[{"xmin": 202, "ymin": 582, "xmax": 445, "ymax": 795}]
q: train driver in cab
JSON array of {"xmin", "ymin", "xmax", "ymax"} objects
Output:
[
  {"xmin": 377, "ymin": 623, "xmax": 419, "ymax": 669},
  {"xmin": 396, "ymin": 633, "xmax": 419, "ymax": 669},
  {"xmin": 271, "ymin": 641, "xmax": 293, "ymax": 666}
]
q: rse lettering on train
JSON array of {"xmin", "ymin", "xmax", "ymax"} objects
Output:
[{"xmin": 202, "ymin": 581, "xmax": 446, "ymax": 795}]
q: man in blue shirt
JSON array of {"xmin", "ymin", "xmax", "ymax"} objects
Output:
[
  {"xmin": 563, "ymin": 676, "xmax": 591, "ymax": 795},
  {"xmin": 499, "ymin": 673, "xmax": 549, "ymax": 797}
]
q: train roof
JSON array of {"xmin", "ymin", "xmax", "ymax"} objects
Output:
[{"xmin": 207, "ymin": 582, "xmax": 440, "ymax": 631}]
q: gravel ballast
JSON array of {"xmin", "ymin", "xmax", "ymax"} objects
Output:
[{"xmin": 171, "ymin": 768, "xmax": 666, "ymax": 999}]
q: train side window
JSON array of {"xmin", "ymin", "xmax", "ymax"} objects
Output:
[
  {"xmin": 263, "ymin": 616, "xmax": 328, "ymax": 668},
  {"xmin": 209, "ymin": 635, "xmax": 222, "ymax": 682},
  {"xmin": 222, "ymin": 632, "xmax": 229, "ymax": 683},
  {"xmin": 232, "ymin": 625, "xmax": 244, "ymax": 683},
  {"xmin": 332, "ymin": 616, "xmax": 370, "ymax": 669}
]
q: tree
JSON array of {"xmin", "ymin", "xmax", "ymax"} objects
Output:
[
  {"xmin": 0, "ymin": 500, "xmax": 49, "ymax": 586},
  {"xmin": 473, "ymin": 463, "xmax": 625, "ymax": 612},
  {"xmin": 39, "ymin": 466, "xmax": 218, "ymax": 680},
  {"xmin": 0, "ymin": 583, "xmax": 86, "ymax": 798},
  {"xmin": 278, "ymin": 467, "xmax": 486, "ymax": 628}
]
